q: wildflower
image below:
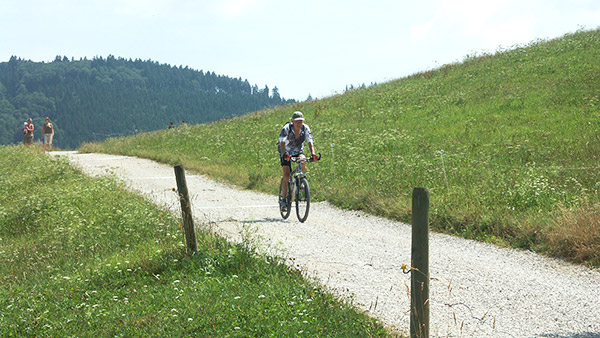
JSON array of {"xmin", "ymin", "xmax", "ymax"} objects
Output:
[{"xmin": 401, "ymin": 263, "xmax": 411, "ymax": 274}]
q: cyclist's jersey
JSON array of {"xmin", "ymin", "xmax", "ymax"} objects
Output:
[{"xmin": 278, "ymin": 123, "xmax": 313, "ymax": 157}]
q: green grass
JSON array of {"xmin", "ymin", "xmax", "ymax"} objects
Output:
[
  {"xmin": 0, "ymin": 145, "xmax": 392, "ymax": 337},
  {"xmin": 80, "ymin": 28, "xmax": 600, "ymax": 267}
]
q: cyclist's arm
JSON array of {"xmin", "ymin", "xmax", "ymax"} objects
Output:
[
  {"xmin": 280, "ymin": 141, "xmax": 287, "ymax": 156},
  {"xmin": 304, "ymin": 125, "xmax": 315, "ymax": 156},
  {"xmin": 308, "ymin": 142, "xmax": 315, "ymax": 156}
]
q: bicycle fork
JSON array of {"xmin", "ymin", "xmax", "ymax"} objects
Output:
[{"xmin": 290, "ymin": 171, "xmax": 306, "ymax": 200}]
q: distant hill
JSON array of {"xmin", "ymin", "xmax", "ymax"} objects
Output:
[{"xmin": 0, "ymin": 56, "xmax": 295, "ymax": 148}]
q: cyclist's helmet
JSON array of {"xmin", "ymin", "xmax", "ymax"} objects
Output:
[{"xmin": 291, "ymin": 111, "xmax": 304, "ymax": 121}]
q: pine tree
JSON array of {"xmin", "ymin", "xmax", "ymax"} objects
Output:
[{"xmin": 0, "ymin": 56, "xmax": 296, "ymax": 148}]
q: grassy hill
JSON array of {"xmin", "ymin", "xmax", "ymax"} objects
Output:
[
  {"xmin": 81, "ymin": 28, "xmax": 600, "ymax": 266},
  {"xmin": 0, "ymin": 145, "xmax": 390, "ymax": 336}
]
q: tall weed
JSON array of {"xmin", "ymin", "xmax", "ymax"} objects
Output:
[{"xmin": 548, "ymin": 202, "xmax": 600, "ymax": 266}]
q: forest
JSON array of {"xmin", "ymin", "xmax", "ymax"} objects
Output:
[{"xmin": 0, "ymin": 55, "xmax": 295, "ymax": 148}]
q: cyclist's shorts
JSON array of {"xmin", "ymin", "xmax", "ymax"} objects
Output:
[{"xmin": 280, "ymin": 152, "xmax": 304, "ymax": 167}]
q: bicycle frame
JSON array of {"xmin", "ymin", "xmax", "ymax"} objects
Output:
[
  {"xmin": 290, "ymin": 156, "xmax": 308, "ymax": 181},
  {"xmin": 284, "ymin": 157, "xmax": 305, "ymax": 205},
  {"xmin": 288, "ymin": 155, "xmax": 316, "ymax": 194},
  {"xmin": 280, "ymin": 154, "xmax": 320, "ymax": 222}
]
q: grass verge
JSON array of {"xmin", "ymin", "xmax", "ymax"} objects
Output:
[{"xmin": 0, "ymin": 145, "xmax": 394, "ymax": 337}]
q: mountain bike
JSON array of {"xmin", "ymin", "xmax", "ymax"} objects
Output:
[{"xmin": 279, "ymin": 153, "xmax": 321, "ymax": 222}]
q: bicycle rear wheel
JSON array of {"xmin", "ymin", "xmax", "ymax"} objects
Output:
[
  {"xmin": 279, "ymin": 179, "xmax": 291, "ymax": 219},
  {"xmin": 295, "ymin": 177, "xmax": 310, "ymax": 222}
]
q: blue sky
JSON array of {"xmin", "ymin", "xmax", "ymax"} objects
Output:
[{"xmin": 1, "ymin": 0, "xmax": 599, "ymax": 101}]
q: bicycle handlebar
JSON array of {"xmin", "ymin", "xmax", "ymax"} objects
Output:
[{"xmin": 290, "ymin": 153, "xmax": 321, "ymax": 163}]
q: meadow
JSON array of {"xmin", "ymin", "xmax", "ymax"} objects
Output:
[
  {"xmin": 80, "ymin": 29, "xmax": 600, "ymax": 267},
  {"xmin": 0, "ymin": 145, "xmax": 391, "ymax": 337}
]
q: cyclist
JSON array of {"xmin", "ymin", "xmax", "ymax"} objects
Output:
[{"xmin": 278, "ymin": 111, "xmax": 318, "ymax": 212}]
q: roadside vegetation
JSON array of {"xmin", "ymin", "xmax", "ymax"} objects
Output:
[
  {"xmin": 0, "ymin": 145, "xmax": 392, "ymax": 337},
  {"xmin": 80, "ymin": 29, "xmax": 600, "ymax": 267}
]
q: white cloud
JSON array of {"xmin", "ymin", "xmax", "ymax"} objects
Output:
[
  {"xmin": 112, "ymin": 0, "xmax": 172, "ymax": 18},
  {"xmin": 438, "ymin": 0, "xmax": 506, "ymax": 34},
  {"xmin": 487, "ymin": 16, "xmax": 539, "ymax": 49},
  {"xmin": 409, "ymin": 0, "xmax": 546, "ymax": 47},
  {"xmin": 581, "ymin": 8, "xmax": 600, "ymax": 29},
  {"xmin": 409, "ymin": 0, "xmax": 506, "ymax": 41},
  {"xmin": 218, "ymin": 0, "xmax": 260, "ymax": 19},
  {"xmin": 410, "ymin": 20, "xmax": 434, "ymax": 41}
]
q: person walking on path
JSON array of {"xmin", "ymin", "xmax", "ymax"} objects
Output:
[
  {"xmin": 42, "ymin": 117, "xmax": 55, "ymax": 151},
  {"xmin": 24, "ymin": 118, "xmax": 34, "ymax": 146},
  {"xmin": 278, "ymin": 111, "xmax": 318, "ymax": 212}
]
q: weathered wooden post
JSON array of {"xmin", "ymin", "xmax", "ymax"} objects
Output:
[
  {"xmin": 411, "ymin": 187, "xmax": 430, "ymax": 338},
  {"xmin": 174, "ymin": 165, "xmax": 198, "ymax": 255}
]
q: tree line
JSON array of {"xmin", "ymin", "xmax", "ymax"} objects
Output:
[{"xmin": 0, "ymin": 55, "xmax": 295, "ymax": 148}]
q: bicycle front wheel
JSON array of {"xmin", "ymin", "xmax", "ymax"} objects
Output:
[
  {"xmin": 295, "ymin": 177, "xmax": 310, "ymax": 222},
  {"xmin": 279, "ymin": 178, "xmax": 291, "ymax": 219}
]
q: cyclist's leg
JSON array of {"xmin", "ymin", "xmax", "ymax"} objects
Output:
[
  {"xmin": 280, "ymin": 156, "xmax": 291, "ymax": 200},
  {"xmin": 298, "ymin": 154, "xmax": 306, "ymax": 173},
  {"xmin": 281, "ymin": 166, "xmax": 290, "ymax": 197}
]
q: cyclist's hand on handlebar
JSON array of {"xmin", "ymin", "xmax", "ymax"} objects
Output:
[
  {"xmin": 283, "ymin": 153, "xmax": 292, "ymax": 161},
  {"xmin": 311, "ymin": 154, "xmax": 320, "ymax": 161}
]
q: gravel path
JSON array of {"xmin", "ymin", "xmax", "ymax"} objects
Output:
[{"xmin": 53, "ymin": 151, "xmax": 600, "ymax": 337}]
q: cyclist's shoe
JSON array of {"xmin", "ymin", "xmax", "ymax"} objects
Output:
[{"xmin": 279, "ymin": 198, "xmax": 288, "ymax": 212}]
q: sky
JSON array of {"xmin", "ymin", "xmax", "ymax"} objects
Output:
[{"xmin": 1, "ymin": 0, "xmax": 599, "ymax": 101}]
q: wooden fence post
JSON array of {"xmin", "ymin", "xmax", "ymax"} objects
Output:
[
  {"xmin": 174, "ymin": 165, "xmax": 198, "ymax": 255},
  {"xmin": 411, "ymin": 187, "xmax": 430, "ymax": 338}
]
